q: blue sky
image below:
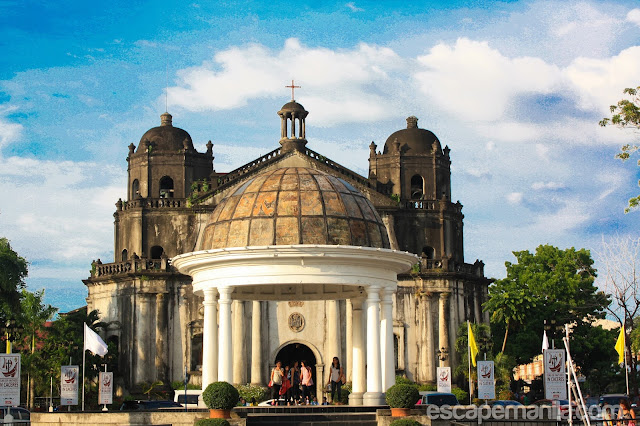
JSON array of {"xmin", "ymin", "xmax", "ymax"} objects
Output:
[{"xmin": 1, "ymin": 0, "xmax": 639, "ymax": 313}]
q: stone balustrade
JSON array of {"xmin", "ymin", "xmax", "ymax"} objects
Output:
[
  {"xmin": 405, "ymin": 199, "xmax": 463, "ymax": 213},
  {"xmin": 303, "ymin": 148, "xmax": 373, "ymax": 189},
  {"xmin": 119, "ymin": 198, "xmax": 185, "ymax": 211},
  {"xmin": 217, "ymin": 147, "xmax": 283, "ymax": 187},
  {"xmin": 91, "ymin": 257, "xmax": 171, "ymax": 278},
  {"xmin": 416, "ymin": 257, "xmax": 485, "ymax": 276}
]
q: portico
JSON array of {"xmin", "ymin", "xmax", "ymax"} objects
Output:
[{"xmin": 172, "ymin": 244, "xmax": 416, "ymax": 405}]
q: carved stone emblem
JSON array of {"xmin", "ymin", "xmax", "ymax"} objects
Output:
[{"xmin": 288, "ymin": 312, "xmax": 305, "ymax": 332}]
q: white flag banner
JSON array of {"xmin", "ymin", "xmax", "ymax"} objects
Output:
[
  {"xmin": 544, "ymin": 349, "xmax": 567, "ymax": 400},
  {"xmin": 437, "ymin": 367, "xmax": 452, "ymax": 393},
  {"xmin": 542, "ymin": 330, "xmax": 549, "ymax": 352},
  {"xmin": 99, "ymin": 372, "xmax": 113, "ymax": 405},
  {"xmin": 84, "ymin": 323, "xmax": 108, "ymax": 356},
  {"xmin": 477, "ymin": 361, "xmax": 496, "ymax": 400},
  {"xmin": 0, "ymin": 354, "xmax": 21, "ymax": 406},
  {"xmin": 61, "ymin": 365, "xmax": 79, "ymax": 405}
]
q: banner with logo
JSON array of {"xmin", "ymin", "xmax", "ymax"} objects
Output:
[
  {"xmin": 544, "ymin": 349, "xmax": 567, "ymax": 400},
  {"xmin": 0, "ymin": 354, "xmax": 21, "ymax": 406},
  {"xmin": 60, "ymin": 365, "xmax": 79, "ymax": 405},
  {"xmin": 98, "ymin": 372, "xmax": 113, "ymax": 405},
  {"xmin": 477, "ymin": 361, "xmax": 495, "ymax": 399},
  {"xmin": 437, "ymin": 367, "xmax": 452, "ymax": 393}
]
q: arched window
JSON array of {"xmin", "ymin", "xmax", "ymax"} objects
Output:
[
  {"xmin": 410, "ymin": 175, "xmax": 424, "ymax": 200},
  {"xmin": 150, "ymin": 246, "xmax": 164, "ymax": 259},
  {"xmin": 422, "ymin": 246, "xmax": 435, "ymax": 259},
  {"xmin": 131, "ymin": 179, "xmax": 140, "ymax": 199},
  {"xmin": 159, "ymin": 176, "xmax": 174, "ymax": 198},
  {"xmin": 121, "ymin": 249, "xmax": 128, "ymax": 262}
]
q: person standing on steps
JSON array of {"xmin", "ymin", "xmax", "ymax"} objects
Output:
[
  {"xmin": 327, "ymin": 356, "xmax": 345, "ymax": 403},
  {"xmin": 291, "ymin": 361, "xmax": 301, "ymax": 402},
  {"xmin": 270, "ymin": 360, "xmax": 284, "ymax": 405},
  {"xmin": 300, "ymin": 360, "xmax": 313, "ymax": 400}
]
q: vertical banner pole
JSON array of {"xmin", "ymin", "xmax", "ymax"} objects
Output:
[
  {"xmin": 467, "ymin": 321, "xmax": 473, "ymax": 405},
  {"xmin": 81, "ymin": 349, "xmax": 86, "ymax": 411}
]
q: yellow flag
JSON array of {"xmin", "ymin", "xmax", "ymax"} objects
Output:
[
  {"xmin": 615, "ymin": 326, "xmax": 626, "ymax": 365},
  {"xmin": 468, "ymin": 321, "xmax": 479, "ymax": 367}
]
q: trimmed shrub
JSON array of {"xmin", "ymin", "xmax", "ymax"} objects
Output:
[
  {"xmin": 236, "ymin": 384, "xmax": 268, "ymax": 403},
  {"xmin": 390, "ymin": 420, "xmax": 422, "ymax": 426},
  {"xmin": 417, "ymin": 383, "xmax": 436, "ymax": 392},
  {"xmin": 202, "ymin": 381, "xmax": 239, "ymax": 410},
  {"xmin": 385, "ymin": 383, "xmax": 420, "ymax": 408},
  {"xmin": 195, "ymin": 419, "xmax": 230, "ymax": 426}
]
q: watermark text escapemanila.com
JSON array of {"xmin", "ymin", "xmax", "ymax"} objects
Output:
[{"xmin": 424, "ymin": 404, "xmax": 611, "ymax": 424}]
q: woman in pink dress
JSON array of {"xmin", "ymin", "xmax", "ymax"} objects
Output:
[{"xmin": 300, "ymin": 360, "xmax": 313, "ymax": 401}]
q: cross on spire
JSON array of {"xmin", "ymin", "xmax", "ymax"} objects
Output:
[{"xmin": 285, "ymin": 79, "xmax": 301, "ymax": 101}]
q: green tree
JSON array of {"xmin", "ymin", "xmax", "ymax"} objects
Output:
[
  {"xmin": 0, "ymin": 238, "xmax": 28, "ymax": 323},
  {"xmin": 485, "ymin": 245, "xmax": 610, "ymax": 366},
  {"xmin": 17, "ymin": 289, "xmax": 57, "ymax": 409},
  {"xmin": 599, "ymin": 86, "xmax": 640, "ymax": 213},
  {"xmin": 39, "ymin": 307, "xmax": 119, "ymax": 409}
]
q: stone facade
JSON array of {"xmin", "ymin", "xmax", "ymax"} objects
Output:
[{"xmin": 83, "ymin": 102, "xmax": 491, "ymax": 393}]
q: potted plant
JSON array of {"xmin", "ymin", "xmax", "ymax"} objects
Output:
[
  {"xmin": 385, "ymin": 383, "xmax": 419, "ymax": 417},
  {"xmin": 202, "ymin": 381, "xmax": 239, "ymax": 419}
]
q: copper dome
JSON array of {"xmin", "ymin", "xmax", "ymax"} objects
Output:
[
  {"xmin": 200, "ymin": 167, "xmax": 390, "ymax": 250},
  {"xmin": 383, "ymin": 116, "xmax": 441, "ymax": 154},
  {"xmin": 137, "ymin": 113, "xmax": 195, "ymax": 153}
]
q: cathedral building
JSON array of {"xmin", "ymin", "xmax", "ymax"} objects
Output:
[{"xmin": 84, "ymin": 97, "xmax": 490, "ymax": 401}]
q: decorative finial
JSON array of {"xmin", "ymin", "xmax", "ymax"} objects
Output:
[
  {"xmin": 285, "ymin": 79, "xmax": 301, "ymax": 101},
  {"xmin": 406, "ymin": 116, "xmax": 418, "ymax": 129}
]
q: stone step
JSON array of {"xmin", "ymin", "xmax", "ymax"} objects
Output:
[{"xmin": 246, "ymin": 412, "xmax": 377, "ymax": 425}]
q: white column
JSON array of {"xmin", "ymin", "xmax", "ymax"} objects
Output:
[
  {"xmin": 349, "ymin": 298, "xmax": 365, "ymax": 406},
  {"xmin": 250, "ymin": 301, "xmax": 262, "ymax": 385},
  {"xmin": 202, "ymin": 288, "xmax": 218, "ymax": 389},
  {"xmin": 380, "ymin": 288, "xmax": 395, "ymax": 392},
  {"xmin": 232, "ymin": 300, "xmax": 246, "ymax": 385},
  {"xmin": 218, "ymin": 286, "xmax": 233, "ymax": 383},
  {"xmin": 425, "ymin": 294, "xmax": 436, "ymax": 382},
  {"xmin": 346, "ymin": 300, "xmax": 353, "ymax": 382},
  {"xmin": 363, "ymin": 286, "xmax": 384, "ymax": 406},
  {"xmin": 325, "ymin": 300, "xmax": 340, "ymax": 384}
]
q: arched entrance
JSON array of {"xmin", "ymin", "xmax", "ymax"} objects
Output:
[{"xmin": 275, "ymin": 342, "xmax": 317, "ymax": 402}]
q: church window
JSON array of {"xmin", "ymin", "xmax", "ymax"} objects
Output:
[
  {"xmin": 132, "ymin": 179, "xmax": 140, "ymax": 199},
  {"xmin": 159, "ymin": 176, "xmax": 174, "ymax": 198},
  {"xmin": 410, "ymin": 175, "xmax": 424, "ymax": 200},
  {"xmin": 121, "ymin": 249, "xmax": 128, "ymax": 261},
  {"xmin": 150, "ymin": 246, "xmax": 164, "ymax": 259},
  {"xmin": 393, "ymin": 334, "xmax": 399, "ymax": 371},
  {"xmin": 422, "ymin": 246, "xmax": 435, "ymax": 259}
]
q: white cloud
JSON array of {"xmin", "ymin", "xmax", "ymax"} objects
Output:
[
  {"xmin": 506, "ymin": 192, "xmax": 524, "ymax": 204},
  {"xmin": 0, "ymin": 155, "xmax": 123, "ymax": 264},
  {"xmin": 626, "ymin": 8, "xmax": 640, "ymax": 26},
  {"xmin": 565, "ymin": 46, "xmax": 640, "ymax": 113},
  {"xmin": 531, "ymin": 181, "xmax": 564, "ymax": 190},
  {"xmin": 167, "ymin": 39, "xmax": 406, "ymax": 124},
  {"xmin": 414, "ymin": 38, "xmax": 562, "ymax": 122},
  {"xmin": 345, "ymin": 2, "xmax": 364, "ymax": 12},
  {"xmin": 0, "ymin": 106, "xmax": 23, "ymax": 149}
]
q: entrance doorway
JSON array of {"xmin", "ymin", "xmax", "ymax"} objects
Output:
[{"xmin": 275, "ymin": 343, "xmax": 317, "ymax": 399}]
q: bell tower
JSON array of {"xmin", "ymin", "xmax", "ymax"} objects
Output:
[{"xmin": 369, "ymin": 116, "xmax": 463, "ymax": 262}]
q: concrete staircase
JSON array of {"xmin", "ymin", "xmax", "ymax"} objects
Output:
[
  {"xmin": 236, "ymin": 405, "xmax": 382, "ymax": 426},
  {"xmin": 245, "ymin": 412, "xmax": 377, "ymax": 425}
]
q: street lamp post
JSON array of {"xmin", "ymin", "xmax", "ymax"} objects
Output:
[
  {"xmin": 436, "ymin": 347, "xmax": 449, "ymax": 366},
  {"xmin": 544, "ymin": 319, "xmax": 564, "ymax": 349},
  {"xmin": 0, "ymin": 320, "xmax": 23, "ymax": 354}
]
